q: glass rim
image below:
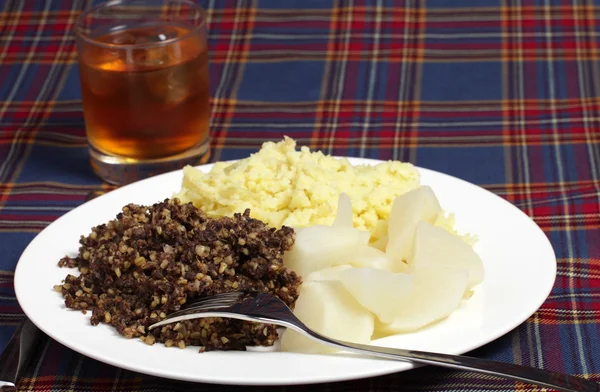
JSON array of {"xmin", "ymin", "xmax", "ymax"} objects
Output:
[{"xmin": 75, "ymin": 0, "xmax": 206, "ymax": 50}]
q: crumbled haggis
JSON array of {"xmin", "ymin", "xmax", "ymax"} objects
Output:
[{"xmin": 56, "ymin": 198, "xmax": 301, "ymax": 351}]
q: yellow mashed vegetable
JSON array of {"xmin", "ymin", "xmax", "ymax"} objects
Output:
[{"xmin": 175, "ymin": 137, "xmax": 456, "ymax": 237}]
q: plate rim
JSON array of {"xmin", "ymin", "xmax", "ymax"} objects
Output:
[{"xmin": 14, "ymin": 157, "xmax": 557, "ymax": 385}]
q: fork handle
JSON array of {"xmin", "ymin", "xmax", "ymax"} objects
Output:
[
  {"xmin": 302, "ymin": 329, "xmax": 597, "ymax": 392},
  {"xmin": 0, "ymin": 318, "xmax": 44, "ymax": 391}
]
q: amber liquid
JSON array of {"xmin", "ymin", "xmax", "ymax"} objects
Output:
[{"xmin": 79, "ymin": 23, "xmax": 209, "ymax": 160}]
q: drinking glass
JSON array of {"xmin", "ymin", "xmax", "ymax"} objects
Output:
[{"xmin": 76, "ymin": 0, "xmax": 210, "ymax": 185}]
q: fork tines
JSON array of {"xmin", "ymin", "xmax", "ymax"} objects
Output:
[
  {"xmin": 173, "ymin": 291, "xmax": 245, "ymax": 316},
  {"xmin": 188, "ymin": 291, "xmax": 243, "ymax": 305}
]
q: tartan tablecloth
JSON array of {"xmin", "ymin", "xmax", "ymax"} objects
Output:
[{"xmin": 2, "ymin": 0, "xmax": 600, "ymax": 390}]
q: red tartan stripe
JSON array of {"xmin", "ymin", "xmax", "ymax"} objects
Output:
[
  {"xmin": 1, "ymin": 11, "xmax": 596, "ymax": 26},
  {"xmin": 0, "ymin": 222, "xmax": 51, "ymax": 232},
  {"xmin": 10, "ymin": 6, "xmax": 595, "ymax": 21},
  {"xmin": 531, "ymin": 218, "xmax": 600, "ymax": 232},
  {"xmin": 0, "ymin": 182, "xmax": 110, "ymax": 192},
  {"xmin": 1, "ymin": 6, "xmax": 597, "ymax": 34},
  {"xmin": 7, "ymin": 51, "xmax": 600, "ymax": 64},
  {"xmin": 7, "ymin": 136, "xmax": 598, "ymax": 149},
  {"xmin": 8, "ymin": 97, "xmax": 600, "ymax": 109},
  {"xmin": 485, "ymin": 180, "xmax": 600, "ymax": 193},
  {"xmin": 532, "ymin": 310, "xmax": 600, "ymax": 324},
  {"xmin": 7, "ymin": 30, "xmax": 600, "ymax": 40}
]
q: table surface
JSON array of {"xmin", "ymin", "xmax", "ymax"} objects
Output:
[{"xmin": 2, "ymin": 0, "xmax": 600, "ymax": 391}]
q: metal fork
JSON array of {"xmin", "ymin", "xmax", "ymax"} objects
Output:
[{"xmin": 149, "ymin": 291, "xmax": 598, "ymax": 392}]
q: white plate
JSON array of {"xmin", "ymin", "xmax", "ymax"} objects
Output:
[{"xmin": 14, "ymin": 158, "xmax": 556, "ymax": 386}]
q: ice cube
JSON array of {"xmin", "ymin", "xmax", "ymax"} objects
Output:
[
  {"xmin": 110, "ymin": 31, "xmax": 137, "ymax": 45},
  {"xmin": 146, "ymin": 65, "xmax": 191, "ymax": 107},
  {"xmin": 164, "ymin": 68, "xmax": 191, "ymax": 105},
  {"xmin": 130, "ymin": 46, "xmax": 170, "ymax": 67},
  {"xmin": 80, "ymin": 63, "xmax": 123, "ymax": 98}
]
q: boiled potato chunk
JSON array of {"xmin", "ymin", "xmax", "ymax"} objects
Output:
[
  {"xmin": 386, "ymin": 186, "xmax": 442, "ymax": 263},
  {"xmin": 369, "ymin": 220, "xmax": 388, "ymax": 249},
  {"xmin": 280, "ymin": 281, "xmax": 374, "ymax": 354},
  {"xmin": 370, "ymin": 235, "xmax": 388, "ymax": 252},
  {"xmin": 376, "ymin": 265, "xmax": 468, "ymax": 335},
  {"xmin": 333, "ymin": 193, "xmax": 353, "ymax": 228},
  {"xmin": 283, "ymin": 225, "xmax": 370, "ymax": 277},
  {"xmin": 347, "ymin": 245, "xmax": 408, "ymax": 273},
  {"xmin": 306, "ymin": 265, "xmax": 352, "ymax": 281},
  {"xmin": 412, "ymin": 221, "xmax": 484, "ymax": 289},
  {"xmin": 337, "ymin": 268, "xmax": 413, "ymax": 323}
]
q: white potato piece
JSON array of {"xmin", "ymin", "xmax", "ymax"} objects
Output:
[
  {"xmin": 369, "ymin": 220, "xmax": 388, "ymax": 248},
  {"xmin": 306, "ymin": 265, "xmax": 352, "ymax": 281},
  {"xmin": 376, "ymin": 265, "xmax": 469, "ymax": 335},
  {"xmin": 337, "ymin": 268, "xmax": 413, "ymax": 323},
  {"xmin": 333, "ymin": 193, "xmax": 353, "ymax": 228},
  {"xmin": 386, "ymin": 186, "xmax": 442, "ymax": 263},
  {"xmin": 370, "ymin": 235, "xmax": 388, "ymax": 252},
  {"xmin": 283, "ymin": 225, "xmax": 370, "ymax": 277},
  {"xmin": 412, "ymin": 221, "xmax": 484, "ymax": 289},
  {"xmin": 280, "ymin": 281, "xmax": 374, "ymax": 354},
  {"xmin": 348, "ymin": 245, "xmax": 408, "ymax": 273}
]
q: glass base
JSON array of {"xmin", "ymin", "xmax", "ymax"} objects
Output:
[{"xmin": 90, "ymin": 140, "xmax": 210, "ymax": 185}]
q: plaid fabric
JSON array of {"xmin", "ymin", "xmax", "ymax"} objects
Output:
[{"xmin": 1, "ymin": 0, "xmax": 600, "ymax": 390}]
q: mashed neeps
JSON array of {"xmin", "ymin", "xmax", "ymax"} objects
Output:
[{"xmin": 175, "ymin": 137, "xmax": 421, "ymax": 233}]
